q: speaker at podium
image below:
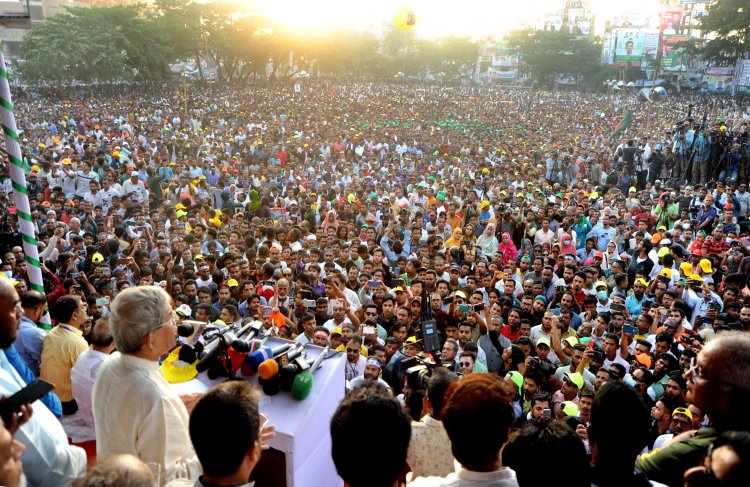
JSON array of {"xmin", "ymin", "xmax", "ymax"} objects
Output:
[{"xmin": 172, "ymin": 337, "xmax": 346, "ymax": 487}]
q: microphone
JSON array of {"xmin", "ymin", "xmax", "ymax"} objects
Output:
[
  {"xmin": 178, "ymin": 325, "xmax": 220, "ymax": 363},
  {"xmin": 257, "ymin": 343, "xmax": 305, "ymax": 380},
  {"xmin": 291, "ymin": 346, "xmax": 330, "ymax": 400},
  {"xmin": 196, "ymin": 323, "xmax": 243, "ymax": 373},
  {"xmin": 177, "ymin": 322, "xmax": 195, "ymax": 337},
  {"xmin": 244, "ymin": 342, "xmax": 296, "ymax": 374},
  {"xmin": 230, "ymin": 321, "xmax": 264, "ymax": 353}
]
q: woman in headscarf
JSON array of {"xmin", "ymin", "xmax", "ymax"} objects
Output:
[
  {"xmin": 247, "ymin": 189, "xmax": 261, "ymax": 215},
  {"xmin": 518, "ymin": 238, "xmax": 534, "ymax": 262},
  {"xmin": 604, "ymin": 241, "xmax": 620, "ymax": 269},
  {"xmin": 559, "ymin": 233, "xmax": 577, "ymax": 258},
  {"xmin": 322, "ymin": 209, "xmax": 340, "ymax": 232},
  {"xmin": 497, "ymin": 232, "xmax": 518, "ymax": 266},
  {"xmin": 476, "ymin": 223, "xmax": 499, "ymax": 259},
  {"xmin": 445, "ymin": 228, "xmax": 464, "ymax": 249}
]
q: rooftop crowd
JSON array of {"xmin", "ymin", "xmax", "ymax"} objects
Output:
[{"xmin": 0, "ymin": 81, "xmax": 748, "ymax": 486}]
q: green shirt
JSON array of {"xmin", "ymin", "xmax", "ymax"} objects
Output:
[{"xmin": 635, "ymin": 427, "xmax": 717, "ymax": 487}]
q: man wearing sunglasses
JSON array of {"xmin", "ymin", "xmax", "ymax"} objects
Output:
[{"xmin": 637, "ymin": 331, "xmax": 750, "ymax": 486}]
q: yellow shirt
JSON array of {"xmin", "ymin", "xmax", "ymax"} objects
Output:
[{"xmin": 40, "ymin": 325, "xmax": 89, "ymax": 402}]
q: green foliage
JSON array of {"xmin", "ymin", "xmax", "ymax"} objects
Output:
[
  {"xmin": 507, "ymin": 29, "xmax": 601, "ymax": 85},
  {"xmin": 19, "ymin": 1, "xmax": 479, "ymax": 84},
  {"xmin": 20, "ymin": 5, "xmax": 172, "ymax": 84},
  {"xmin": 699, "ymin": 0, "xmax": 750, "ymax": 65}
]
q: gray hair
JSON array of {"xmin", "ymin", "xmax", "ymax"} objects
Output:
[{"xmin": 110, "ymin": 286, "xmax": 171, "ymax": 354}]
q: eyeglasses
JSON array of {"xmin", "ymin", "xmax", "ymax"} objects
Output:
[
  {"xmin": 282, "ymin": 272, "xmax": 292, "ymax": 277},
  {"xmin": 346, "ymin": 347, "xmax": 360, "ymax": 354},
  {"xmin": 459, "ymin": 362, "xmax": 473, "ymax": 368},
  {"xmin": 365, "ymin": 312, "xmax": 378, "ymax": 316},
  {"xmin": 152, "ymin": 311, "xmax": 177, "ymax": 333}
]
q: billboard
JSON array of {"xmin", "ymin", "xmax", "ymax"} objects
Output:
[
  {"xmin": 660, "ymin": 35, "xmax": 692, "ymax": 71},
  {"xmin": 601, "ymin": 32, "xmax": 615, "ymax": 65},
  {"xmin": 736, "ymin": 59, "xmax": 750, "ymax": 95},
  {"xmin": 614, "ymin": 29, "xmax": 645, "ymax": 66},
  {"xmin": 660, "ymin": 6, "xmax": 683, "ymax": 34},
  {"xmin": 491, "ymin": 55, "xmax": 517, "ymax": 68},
  {"xmin": 702, "ymin": 67, "xmax": 734, "ymax": 94}
]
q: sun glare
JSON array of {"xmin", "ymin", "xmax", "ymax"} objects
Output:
[{"xmin": 251, "ymin": 0, "xmax": 661, "ymax": 37}]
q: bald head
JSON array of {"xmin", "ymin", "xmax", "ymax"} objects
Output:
[
  {"xmin": 77, "ymin": 454, "xmax": 154, "ymax": 487},
  {"xmin": 706, "ymin": 331, "xmax": 750, "ymax": 391},
  {"xmin": 0, "ymin": 277, "xmax": 21, "ymax": 349}
]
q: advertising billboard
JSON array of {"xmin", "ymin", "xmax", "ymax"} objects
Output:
[
  {"xmin": 735, "ymin": 60, "xmax": 750, "ymax": 95},
  {"xmin": 614, "ymin": 29, "xmax": 645, "ymax": 66},
  {"xmin": 702, "ymin": 67, "xmax": 734, "ymax": 93},
  {"xmin": 660, "ymin": 5, "xmax": 683, "ymax": 34},
  {"xmin": 660, "ymin": 35, "xmax": 692, "ymax": 71}
]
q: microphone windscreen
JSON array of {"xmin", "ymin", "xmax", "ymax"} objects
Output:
[
  {"xmin": 245, "ymin": 347, "xmax": 273, "ymax": 372},
  {"xmin": 178, "ymin": 346, "xmax": 197, "ymax": 364},
  {"xmin": 258, "ymin": 359, "xmax": 279, "ymax": 380},
  {"xmin": 260, "ymin": 376, "xmax": 282, "ymax": 396},
  {"xmin": 291, "ymin": 371, "xmax": 314, "ymax": 400},
  {"xmin": 177, "ymin": 322, "xmax": 195, "ymax": 337}
]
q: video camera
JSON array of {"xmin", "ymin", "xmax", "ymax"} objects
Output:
[{"xmin": 528, "ymin": 356, "xmax": 556, "ymax": 377}]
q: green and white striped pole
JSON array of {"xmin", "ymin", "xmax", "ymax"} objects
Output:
[{"xmin": 0, "ymin": 45, "xmax": 50, "ymax": 328}]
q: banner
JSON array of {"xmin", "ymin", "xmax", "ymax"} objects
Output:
[
  {"xmin": 660, "ymin": 5, "xmax": 683, "ymax": 34},
  {"xmin": 491, "ymin": 55, "xmax": 517, "ymax": 67},
  {"xmin": 702, "ymin": 67, "xmax": 734, "ymax": 93},
  {"xmin": 660, "ymin": 35, "xmax": 692, "ymax": 71},
  {"xmin": 614, "ymin": 29, "xmax": 645, "ymax": 66},
  {"xmin": 601, "ymin": 32, "xmax": 615, "ymax": 65},
  {"xmin": 736, "ymin": 59, "xmax": 750, "ymax": 96}
]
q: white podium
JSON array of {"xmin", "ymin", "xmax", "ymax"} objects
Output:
[{"xmin": 171, "ymin": 338, "xmax": 346, "ymax": 487}]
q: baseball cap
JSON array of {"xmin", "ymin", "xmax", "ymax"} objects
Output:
[
  {"xmin": 672, "ymin": 407, "xmax": 693, "ymax": 422},
  {"xmin": 563, "ymin": 336, "xmax": 579, "ymax": 348},
  {"xmin": 227, "ymin": 279, "xmax": 239, "ymax": 288},
  {"xmin": 130, "ymin": 171, "xmax": 139, "ymax": 177},
  {"xmin": 404, "ymin": 336, "xmax": 419, "ymax": 345},
  {"xmin": 91, "ymin": 252, "xmax": 104, "ymax": 264},
  {"xmin": 536, "ymin": 336, "xmax": 551, "ymax": 348},
  {"xmin": 506, "ymin": 370, "xmax": 523, "ymax": 396},
  {"xmin": 593, "ymin": 251, "xmax": 604, "ymax": 259},
  {"xmin": 699, "ymin": 259, "xmax": 713, "ymax": 274},
  {"xmin": 634, "ymin": 278, "xmax": 649, "ymax": 287},
  {"xmin": 560, "ymin": 401, "xmax": 580, "ymax": 417},
  {"xmin": 635, "ymin": 353, "xmax": 652, "ymax": 369},
  {"xmin": 564, "ymin": 372, "xmax": 584, "ymax": 389},
  {"xmin": 331, "ymin": 327, "xmax": 342, "ymax": 337},
  {"xmin": 175, "ymin": 304, "xmax": 192, "ymax": 317},
  {"xmin": 657, "ymin": 247, "xmax": 670, "ymax": 258},
  {"xmin": 659, "ymin": 268, "xmax": 672, "ymax": 279}
]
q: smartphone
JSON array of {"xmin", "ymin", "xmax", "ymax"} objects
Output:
[
  {"xmin": 0, "ymin": 379, "xmax": 54, "ymax": 422},
  {"xmin": 473, "ymin": 303, "xmax": 485, "ymax": 312},
  {"xmin": 330, "ymin": 299, "xmax": 343, "ymax": 309},
  {"xmin": 302, "ymin": 299, "xmax": 316, "ymax": 308},
  {"xmin": 542, "ymin": 408, "xmax": 552, "ymax": 419},
  {"xmin": 363, "ymin": 326, "xmax": 376, "ymax": 335},
  {"xmin": 458, "ymin": 304, "xmax": 473, "ymax": 313},
  {"xmin": 368, "ymin": 280, "xmax": 381, "ymax": 289},
  {"xmin": 95, "ymin": 297, "xmax": 110, "ymax": 307},
  {"xmin": 623, "ymin": 325, "xmax": 638, "ymax": 335},
  {"xmin": 392, "ymin": 278, "xmax": 405, "ymax": 287},
  {"xmin": 69, "ymin": 272, "xmax": 81, "ymax": 279},
  {"xmin": 442, "ymin": 296, "xmax": 453, "ymax": 304},
  {"xmin": 100, "ymin": 267, "xmax": 110, "ymax": 277}
]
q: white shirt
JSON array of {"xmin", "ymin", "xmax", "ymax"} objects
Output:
[
  {"xmin": 0, "ymin": 350, "xmax": 87, "ymax": 487},
  {"xmin": 409, "ymin": 464, "xmax": 519, "ymax": 486},
  {"xmin": 93, "ymin": 353, "xmax": 201, "ymax": 485},
  {"xmin": 71, "ymin": 348, "xmax": 109, "ymax": 434}
]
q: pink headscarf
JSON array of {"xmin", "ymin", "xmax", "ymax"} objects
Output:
[
  {"xmin": 497, "ymin": 232, "xmax": 518, "ymax": 266},
  {"xmin": 560, "ymin": 233, "xmax": 577, "ymax": 256},
  {"xmin": 322, "ymin": 209, "xmax": 340, "ymax": 231}
]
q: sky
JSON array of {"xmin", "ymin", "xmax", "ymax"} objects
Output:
[{"xmin": 252, "ymin": 0, "xmax": 663, "ymax": 38}]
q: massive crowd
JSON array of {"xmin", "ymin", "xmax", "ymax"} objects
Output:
[{"xmin": 0, "ymin": 81, "xmax": 747, "ymax": 486}]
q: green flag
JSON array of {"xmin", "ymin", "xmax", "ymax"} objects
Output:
[{"xmin": 610, "ymin": 110, "xmax": 632, "ymax": 140}]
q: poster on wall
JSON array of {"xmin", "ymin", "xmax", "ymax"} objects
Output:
[{"xmin": 735, "ymin": 60, "xmax": 750, "ymax": 95}]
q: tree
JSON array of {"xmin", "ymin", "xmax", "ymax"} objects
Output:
[
  {"xmin": 508, "ymin": 29, "xmax": 601, "ymax": 85},
  {"xmin": 20, "ymin": 5, "xmax": 173, "ymax": 84},
  {"xmin": 699, "ymin": 0, "xmax": 750, "ymax": 65}
]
